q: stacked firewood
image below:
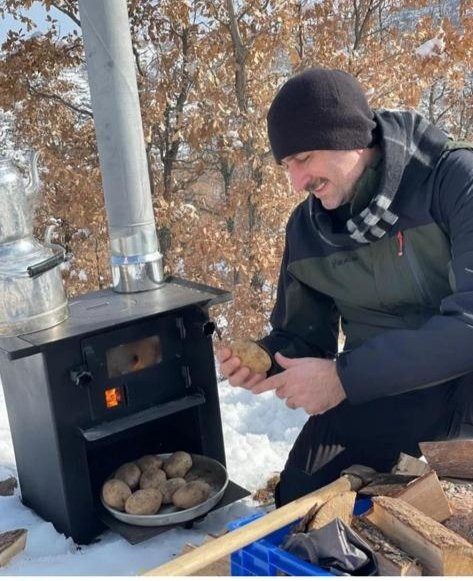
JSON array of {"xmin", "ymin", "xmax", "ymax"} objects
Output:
[{"xmin": 296, "ymin": 439, "xmax": 473, "ymax": 576}]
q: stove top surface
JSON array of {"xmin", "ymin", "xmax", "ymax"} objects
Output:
[{"xmin": 0, "ymin": 277, "xmax": 230, "ymax": 359}]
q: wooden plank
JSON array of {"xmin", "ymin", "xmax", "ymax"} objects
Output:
[
  {"xmin": 180, "ymin": 543, "xmax": 229, "ymax": 576},
  {"xmin": 392, "ymin": 453, "xmax": 430, "ymax": 476},
  {"xmin": 419, "ymin": 440, "xmax": 473, "ymax": 479},
  {"xmin": 307, "ymin": 491, "xmax": 356, "ymax": 530},
  {"xmin": 0, "ymin": 529, "xmax": 27, "ymax": 567},
  {"xmin": 395, "ymin": 471, "xmax": 451, "ymax": 522},
  {"xmin": 352, "ymin": 518, "xmax": 422, "ymax": 576},
  {"xmin": 365, "ymin": 496, "xmax": 473, "ymax": 575},
  {"xmin": 143, "ymin": 473, "xmax": 365, "ymax": 576}
]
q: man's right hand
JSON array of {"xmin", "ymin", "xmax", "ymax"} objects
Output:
[{"xmin": 216, "ymin": 346, "xmax": 267, "ymax": 390}]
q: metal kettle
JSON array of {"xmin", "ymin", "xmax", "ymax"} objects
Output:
[
  {"xmin": 0, "ymin": 152, "xmax": 69, "ymax": 336},
  {"xmin": 0, "ymin": 152, "xmax": 40, "ymax": 242}
]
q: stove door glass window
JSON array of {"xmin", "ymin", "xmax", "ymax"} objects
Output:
[{"xmin": 106, "ymin": 335, "xmax": 162, "ymax": 378}]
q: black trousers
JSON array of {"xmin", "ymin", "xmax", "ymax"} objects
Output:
[{"xmin": 275, "ymin": 373, "xmax": 473, "ymax": 506}]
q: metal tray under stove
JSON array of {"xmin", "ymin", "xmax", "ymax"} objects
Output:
[{"xmin": 102, "ymin": 453, "xmax": 228, "ymax": 527}]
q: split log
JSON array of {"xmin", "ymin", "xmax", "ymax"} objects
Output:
[
  {"xmin": 0, "ymin": 529, "xmax": 27, "ymax": 567},
  {"xmin": 359, "ymin": 473, "xmax": 416, "ymax": 497},
  {"xmin": 352, "ymin": 518, "xmax": 422, "ymax": 576},
  {"xmin": 419, "ymin": 440, "xmax": 473, "ymax": 479},
  {"xmin": 365, "ymin": 496, "xmax": 473, "ymax": 575},
  {"xmin": 395, "ymin": 471, "xmax": 451, "ymax": 522},
  {"xmin": 392, "ymin": 453, "xmax": 430, "ymax": 476},
  {"xmin": 0, "ymin": 476, "xmax": 17, "ymax": 497},
  {"xmin": 306, "ymin": 491, "xmax": 356, "ymax": 530},
  {"xmin": 442, "ymin": 480, "xmax": 473, "ymax": 544},
  {"xmin": 360, "ymin": 471, "xmax": 451, "ymax": 522}
]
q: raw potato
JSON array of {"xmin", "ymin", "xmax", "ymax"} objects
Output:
[
  {"xmin": 115, "ymin": 462, "xmax": 141, "ymax": 490},
  {"xmin": 230, "ymin": 339, "xmax": 271, "ymax": 374},
  {"xmin": 136, "ymin": 455, "xmax": 163, "ymax": 472},
  {"xmin": 163, "ymin": 451, "xmax": 193, "ymax": 479},
  {"xmin": 102, "ymin": 479, "xmax": 131, "ymax": 511},
  {"xmin": 159, "ymin": 478, "xmax": 186, "ymax": 504},
  {"xmin": 140, "ymin": 466, "xmax": 167, "ymax": 489},
  {"xmin": 172, "ymin": 480, "xmax": 211, "ymax": 509},
  {"xmin": 125, "ymin": 489, "xmax": 163, "ymax": 515}
]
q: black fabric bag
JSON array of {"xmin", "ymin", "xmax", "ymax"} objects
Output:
[{"xmin": 281, "ymin": 518, "xmax": 378, "ymax": 576}]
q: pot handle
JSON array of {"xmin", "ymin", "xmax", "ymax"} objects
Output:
[{"xmin": 27, "ymin": 245, "xmax": 65, "ymax": 278}]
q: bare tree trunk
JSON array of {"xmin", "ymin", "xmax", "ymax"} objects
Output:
[
  {"xmin": 352, "ymin": 0, "xmax": 380, "ymax": 51},
  {"xmin": 296, "ymin": 1, "xmax": 305, "ymax": 61},
  {"xmin": 224, "ymin": 0, "xmax": 266, "ymax": 291},
  {"xmin": 153, "ymin": 27, "xmax": 193, "ymax": 200},
  {"xmin": 226, "ymin": 0, "xmax": 248, "ymax": 114}
]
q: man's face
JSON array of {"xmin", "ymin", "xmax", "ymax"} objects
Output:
[{"xmin": 281, "ymin": 149, "xmax": 369, "ymax": 210}]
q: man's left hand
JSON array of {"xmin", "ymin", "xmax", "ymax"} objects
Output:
[{"xmin": 251, "ymin": 352, "xmax": 346, "ymax": 415}]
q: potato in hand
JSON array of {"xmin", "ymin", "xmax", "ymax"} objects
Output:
[{"xmin": 230, "ymin": 339, "xmax": 271, "ymax": 374}]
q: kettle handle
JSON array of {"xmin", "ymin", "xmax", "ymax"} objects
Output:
[
  {"xmin": 27, "ymin": 245, "xmax": 65, "ymax": 279},
  {"xmin": 25, "ymin": 150, "xmax": 40, "ymax": 198}
]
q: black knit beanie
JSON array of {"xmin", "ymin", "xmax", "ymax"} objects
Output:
[{"xmin": 267, "ymin": 68, "xmax": 377, "ymax": 163}]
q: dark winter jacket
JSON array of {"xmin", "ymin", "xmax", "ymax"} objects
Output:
[{"xmin": 260, "ymin": 109, "xmax": 473, "ymax": 405}]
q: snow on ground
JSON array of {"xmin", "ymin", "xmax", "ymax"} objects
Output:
[{"xmin": 0, "ymin": 374, "xmax": 307, "ymax": 576}]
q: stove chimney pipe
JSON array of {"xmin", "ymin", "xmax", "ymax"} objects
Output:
[{"xmin": 77, "ymin": 0, "xmax": 163, "ymax": 293}]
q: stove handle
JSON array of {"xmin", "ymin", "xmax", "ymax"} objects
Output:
[
  {"xmin": 70, "ymin": 366, "xmax": 93, "ymax": 387},
  {"xmin": 27, "ymin": 245, "xmax": 65, "ymax": 278}
]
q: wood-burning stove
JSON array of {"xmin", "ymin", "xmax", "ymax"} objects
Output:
[{"xmin": 0, "ymin": 277, "xmax": 247, "ymax": 544}]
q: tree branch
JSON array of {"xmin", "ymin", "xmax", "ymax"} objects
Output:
[
  {"xmin": 226, "ymin": 0, "xmax": 248, "ymax": 114},
  {"xmin": 435, "ymin": 98, "xmax": 460, "ymax": 124},
  {"xmin": 353, "ymin": 0, "xmax": 381, "ymax": 50},
  {"xmin": 49, "ymin": 1, "xmax": 81, "ymax": 28},
  {"xmin": 27, "ymin": 83, "xmax": 93, "ymax": 118}
]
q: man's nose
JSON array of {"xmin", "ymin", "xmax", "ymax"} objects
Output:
[{"xmin": 286, "ymin": 165, "xmax": 308, "ymax": 191}]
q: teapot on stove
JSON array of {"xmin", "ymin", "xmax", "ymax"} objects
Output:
[
  {"xmin": 0, "ymin": 151, "xmax": 41, "ymax": 242},
  {"xmin": 0, "ymin": 152, "xmax": 69, "ymax": 336}
]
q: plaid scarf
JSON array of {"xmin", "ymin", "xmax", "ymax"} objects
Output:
[{"xmin": 346, "ymin": 110, "xmax": 448, "ymax": 244}]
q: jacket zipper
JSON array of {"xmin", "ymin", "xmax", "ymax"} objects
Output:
[{"xmin": 397, "ymin": 231, "xmax": 431, "ymax": 304}]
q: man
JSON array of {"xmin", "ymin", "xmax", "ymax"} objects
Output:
[{"xmin": 217, "ymin": 68, "xmax": 473, "ymax": 506}]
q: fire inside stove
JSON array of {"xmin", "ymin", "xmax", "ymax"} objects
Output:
[
  {"xmin": 104, "ymin": 387, "xmax": 123, "ymax": 408},
  {"xmin": 107, "ymin": 336, "xmax": 162, "ymax": 377}
]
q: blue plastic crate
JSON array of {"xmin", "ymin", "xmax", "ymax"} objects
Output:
[{"xmin": 228, "ymin": 498, "xmax": 372, "ymax": 576}]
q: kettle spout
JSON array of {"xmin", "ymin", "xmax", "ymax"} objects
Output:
[{"xmin": 25, "ymin": 150, "xmax": 40, "ymax": 197}]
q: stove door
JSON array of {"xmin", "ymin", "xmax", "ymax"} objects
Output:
[{"xmin": 80, "ymin": 314, "xmax": 191, "ymax": 422}]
